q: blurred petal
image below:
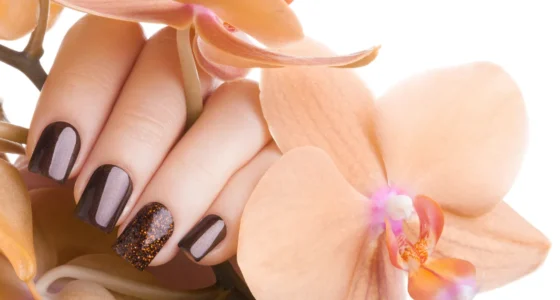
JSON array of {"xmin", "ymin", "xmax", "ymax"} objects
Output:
[
  {"xmin": 239, "ymin": 147, "xmax": 371, "ymax": 300},
  {"xmin": 149, "ymin": 254, "xmax": 216, "ymax": 290},
  {"xmin": 0, "ymin": 256, "xmax": 33, "ymax": 300},
  {"xmin": 0, "ymin": 138, "xmax": 25, "ymax": 154},
  {"xmin": 260, "ymin": 38, "xmax": 386, "ymax": 196},
  {"xmin": 0, "ymin": 122, "xmax": 28, "ymax": 144},
  {"xmin": 195, "ymin": 13, "xmax": 379, "ymax": 68},
  {"xmin": 376, "ymin": 62, "xmax": 527, "ymax": 216},
  {"xmin": 414, "ymin": 195, "xmax": 444, "ymax": 252},
  {"xmin": 37, "ymin": 254, "xmax": 208, "ymax": 299},
  {"xmin": 52, "ymin": 0, "xmax": 195, "ymax": 28},
  {"xmin": 0, "ymin": 122, "xmax": 27, "ymax": 154},
  {"xmin": 406, "ymin": 201, "xmax": 550, "ymax": 291},
  {"xmin": 34, "ymin": 221, "xmax": 57, "ymax": 277},
  {"xmin": 31, "ymin": 188, "xmax": 116, "ymax": 265},
  {"xmin": 347, "ymin": 235, "xmax": 407, "ymax": 300},
  {"xmin": 17, "ymin": 159, "xmax": 75, "ymax": 190},
  {"xmin": 178, "ymin": 0, "xmax": 302, "ymax": 46},
  {"xmin": 0, "ymin": 0, "xmax": 63, "ymax": 40},
  {"xmin": 193, "ymin": 34, "xmax": 250, "ymax": 81},
  {"xmin": 0, "ymin": 160, "xmax": 36, "ymax": 281},
  {"xmin": 54, "ymin": 280, "xmax": 115, "ymax": 300},
  {"xmin": 408, "ymin": 258, "xmax": 476, "ymax": 300}
]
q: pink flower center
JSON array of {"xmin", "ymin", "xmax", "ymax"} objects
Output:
[{"xmin": 370, "ymin": 186, "xmax": 414, "ymax": 228}]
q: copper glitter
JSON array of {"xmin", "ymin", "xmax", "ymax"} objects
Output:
[{"xmin": 112, "ymin": 202, "xmax": 174, "ymax": 270}]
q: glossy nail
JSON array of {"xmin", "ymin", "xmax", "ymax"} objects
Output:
[
  {"xmin": 28, "ymin": 121, "xmax": 80, "ymax": 183},
  {"xmin": 75, "ymin": 165, "xmax": 132, "ymax": 233},
  {"xmin": 113, "ymin": 203, "xmax": 173, "ymax": 270},
  {"xmin": 179, "ymin": 215, "xmax": 226, "ymax": 262}
]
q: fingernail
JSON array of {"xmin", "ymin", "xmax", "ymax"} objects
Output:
[
  {"xmin": 75, "ymin": 165, "xmax": 133, "ymax": 233},
  {"xmin": 113, "ymin": 203, "xmax": 173, "ymax": 270},
  {"xmin": 28, "ymin": 122, "xmax": 80, "ymax": 183},
  {"xmin": 179, "ymin": 215, "xmax": 226, "ymax": 262}
]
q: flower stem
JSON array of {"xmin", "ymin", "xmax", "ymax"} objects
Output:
[
  {"xmin": 36, "ymin": 265, "xmax": 220, "ymax": 300},
  {"xmin": 176, "ymin": 28, "xmax": 204, "ymax": 130},
  {"xmin": 0, "ymin": 0, "xmax": 49, "ymax": 90}
]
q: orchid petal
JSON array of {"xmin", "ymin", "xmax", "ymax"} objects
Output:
[
  {"xmin": 238, "ymin": 147, "xmax": 371, "ymax": 300},
  {"xmin": 0, "ymin": 160, "xmax": 36, "ymax": 282},
  {"xmin": 260, "ymin": 39, "xmax": 386, "ymax": 197},
  {"xmin": 384, "ymin": 220, "xmax": 408, "ymax": 271},
  {"xmin": 149, "ymin": 254, "xmax": 216, "ymax": 290},
  {"xmin": 347, "ymin": 236, "xmax": 407, "ymax": 299},
  {"xmin": 34, "ymin": 221, "xmax": 57, "ymax": 277},
  {"xmin": 406, "ymin": 201, "xmax": 550, "ymax": 291},
  {"xmin": 31, "ymin": 188, "xmax": 116, "ymax": 265},
  {"xmin": 54, "ymin": 280, "xmax": 116, "ymax": 300},
  {"xmin": 414, "ymin": 195, "xmax": 444, "ymax": 252},
  {"xmin": 0, "ymin": 0, "xmax": 63, "ymax": 40},
  {"xmin": 17, "ymin": 158, "xmax": 75, "ymax": 191},
  {"xmin": 0, "ymin": 122, "xmax": 28, "ymax": 144},
  {"xmin": 192, "ymin": 34, "xmax": 250, "ymax": 81},
  {"xmin": 408, "ymin": 258, "xmax": 476, "ymax": 300},
  {"xmin": 177, "ymin": 0, "xmax": 302, "ymax": 46},
  {"xmin": 0, "ymin": 138, "xmax": 25, "ymax": 154},
  {"xmin": 0, "ymin": 256, "xmax": 33, "ymax": 299},
  {"xmin": 37, "ymin": 254, "xmax": 210, "ymax": 299},
  {"xmin": 0, "ymin": 121, "xmax": 26, "ymax": 154},
  {"xmin": 195, "ymin": 13, "xmax": 379, "ymax": 68},
  {"xmin": 52, "ymin": 0, "xmax": 195, "ymax": 29},
  {"xmin": 376, "ymin": 62, "xmax": 527, "ymax": 216}
]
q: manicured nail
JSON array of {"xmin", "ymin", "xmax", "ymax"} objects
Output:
[
  {"xmin": 75, "ymin": 165, "xmax": 133, "ymax": 233},
  {"xmin": 113, "ymin": 203, "xmax": 173, "ymax": 270},
  {"xmin": 28, "ymin": 122, "xmax": 80, "ymax": 183},
  {"xmin": 179, "ymin": 215, "xmax": 226, "ymax": 262}
]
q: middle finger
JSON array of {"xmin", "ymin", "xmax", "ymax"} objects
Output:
[{"xmin": 74, "ymin": 28, "xmax": 188, "ymax": 233}]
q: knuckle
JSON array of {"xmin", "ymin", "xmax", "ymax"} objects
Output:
[
  {"xmin": 56, "ymin": 68, "xmax": 114, "ymax": 96},
  {"xmin": 117, "ymin": 101, "xmax": 184, "ymax": 148},
  {"xmin": 207, "ymin": 79, "xmax": 260, "ymax": 113}
]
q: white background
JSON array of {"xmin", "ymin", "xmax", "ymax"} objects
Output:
[{"xmin": 1, "ymin": 0, "xmax": 559, "ymax": 299}]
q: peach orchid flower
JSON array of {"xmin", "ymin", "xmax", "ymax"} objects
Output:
[
  {"xmin": 0, "ymin": 0, "xmax": 62, "ymax": 40},
  {"xmin": 50, "ymin": 0, "xmax": 379, "ymax": 81},
  {"xmin": 51, "ymin": 0, "xmax": 378, "ymax": 128},
  {"xmin": 237, "ymin": 39, "xmax": 551, "ymax": 299},
  {"xmin": 0, "ymin": 155, "xmax": 233, "ymax": 299}
]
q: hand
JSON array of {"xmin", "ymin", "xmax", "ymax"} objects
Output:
[{"xmin": 26, "ymin": 15, "xmax": 279, "ymax": 270}]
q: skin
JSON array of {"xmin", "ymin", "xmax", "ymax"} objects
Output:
[{"xmin": 26, "ymin": 15, "xmax": 279, "ymax": 268}]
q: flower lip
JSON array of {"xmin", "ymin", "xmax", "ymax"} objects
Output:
[
  {"xmin": 383, "ymin": 195, "xmax": 478, "ymax": 299},
  {"xmin": 384, "ymin": 195, "xmax": 445, "ymax": 271}
]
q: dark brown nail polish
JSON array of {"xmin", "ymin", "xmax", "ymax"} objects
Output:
[
  {"xmin": 75, "ymin": 165, "xmax": 132, "ymax": 233},
  {"xmin": 28, "ymin": 122, "xmax": 80, "ymax": 183},
  {"xmin": 179, "ymin": 215, "xmax": 226, "ymax": 262},
  {"xmin": 113, "ymin": 203, "xmax": 173, "ymax": 270}
]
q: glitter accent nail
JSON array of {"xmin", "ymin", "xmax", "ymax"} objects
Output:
[{"xmin": 112, "ymin": 202, "xmax": 173, "ymax": 270}]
